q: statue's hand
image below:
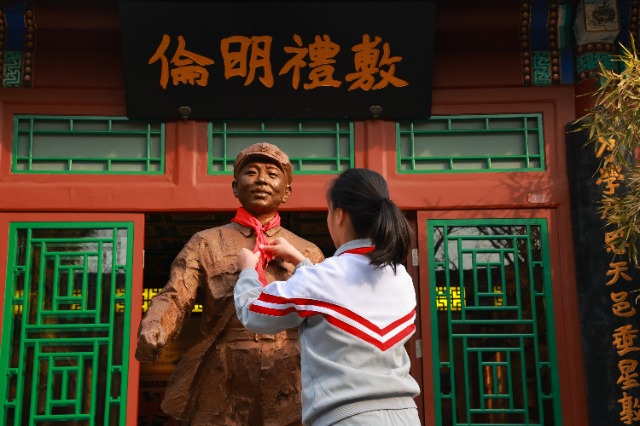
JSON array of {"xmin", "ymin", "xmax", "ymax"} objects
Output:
[
  {"xmin": 135, "ymin": 321, "xmax": 168, "ymax": 362},
  {"xmin": 238, "ymin": 247, "xmax": 260, "ymax": 270}
]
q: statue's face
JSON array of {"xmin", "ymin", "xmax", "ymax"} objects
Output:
[{"xmin": 232, "ymin": 160, "xmax": 291, "ymax": 217}]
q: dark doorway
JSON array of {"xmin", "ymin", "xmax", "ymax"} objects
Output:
[{"xmin": 137, "ymin": 211, "xmax": 332, "ymax": 425}]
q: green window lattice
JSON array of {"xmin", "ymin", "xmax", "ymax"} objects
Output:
[
  {"xmin": 208, "ymin": 120, "xmax": 354, "ymax": 175},
  {"xmin": 13, "ymin": 116, "xmax": 165, "ymax": 174},
  {"xmin": 397, "ymin": 114, "xmax": 545, "ymax": 173}
]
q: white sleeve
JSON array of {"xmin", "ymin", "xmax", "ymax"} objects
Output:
[{"xmin": 234, "ymin": 267, "xmax": 306, "ymax": 334}]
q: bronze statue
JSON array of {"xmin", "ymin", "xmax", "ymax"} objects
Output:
[{"xmin": 136, "ymin": 142, "xmax": 325, "ymax": 425}]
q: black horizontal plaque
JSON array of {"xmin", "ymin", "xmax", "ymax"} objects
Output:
[{"xmin": 118, "ymin": 1, "xmax": 436, "ymax": 120}]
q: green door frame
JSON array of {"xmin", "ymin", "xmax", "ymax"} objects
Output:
[
  {"xmin": 427, "ymin": 217, "xmax": 561, "ymax": 425},
  {"xmin": 416, "ymin": 209, "xmax": 586, "ymax": 426},
  {"xmin": 0, "ymin": 213, "xmax": 144, "ymax": 426}
]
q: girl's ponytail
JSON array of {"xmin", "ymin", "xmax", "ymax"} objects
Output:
[{"xmin": 327, "ymin": 168, "xmax": 411, "ymax": 273}]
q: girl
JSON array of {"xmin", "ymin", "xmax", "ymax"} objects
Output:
[{"xmin": 234, "ymin": 168, "xmax": 421, "ymax": 426}]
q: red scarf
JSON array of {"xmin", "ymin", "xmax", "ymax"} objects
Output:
[{"xmin": 232, "ymin": 207, "xmax": 281, "ymax": 286}]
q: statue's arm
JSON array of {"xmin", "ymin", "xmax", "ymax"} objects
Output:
[{"xmin": 135, "ymin": 235, "xmax": 202, "ymax": 362}]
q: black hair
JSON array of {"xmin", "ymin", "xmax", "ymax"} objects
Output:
[{"xmin": 327, "ymin": 168, "xmax": 411, "ymax": 273}]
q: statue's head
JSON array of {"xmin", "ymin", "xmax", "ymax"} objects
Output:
[
  {"xmin": 233, "ymin": 142, "xmax": 293, "ymax": 184},
  {"xmin": 232, "ymin": 142, "xmax": 293, "ymax": 217}
]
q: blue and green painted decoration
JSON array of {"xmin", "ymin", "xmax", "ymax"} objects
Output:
[
  {"xmin": 521, "ymin": 1, "xmax": 576, "ymax": 86},
  {"xmin": 0, "ymin": 0, "xmax": 34, "ymax": 88},
  {"xmin": 521, "ymin": 0, "xmax": 640, "ymax": 86},
  {"xmin": 573, "ymin": 0, "xmax": 639, "ymax": 79}
]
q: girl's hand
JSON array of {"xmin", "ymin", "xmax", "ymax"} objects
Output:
[
  {"xmin": 238, "ymin": 247, "xmax": 260, "ymax": 270},
  {"xmin": 261, "ymin": 237, "xmax": 305, "ymax": 266}
]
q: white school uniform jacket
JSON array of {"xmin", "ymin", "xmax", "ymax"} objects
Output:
[{"xmin": 234, "ymin": 239, "xmax": 421, "ymax": 426}]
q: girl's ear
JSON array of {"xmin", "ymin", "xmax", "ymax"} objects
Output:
[
  {"xmin": 335, "ymin": 207, "xmax": 347, "ymax": 225},
  {"xmin": 334, "ymin": 208, "xmax": 355, "ymax": 240}
]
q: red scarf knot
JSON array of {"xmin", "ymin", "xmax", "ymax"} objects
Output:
[{"xmin": 232, "ymin": 207, "xmax": 281, "ymax": 286}]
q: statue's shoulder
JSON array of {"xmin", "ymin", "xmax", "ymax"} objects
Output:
[
  {"xmin": 277, "ymin": 227, "xmax": 325, "ymax": 262},
  {"xmin": 195, "ymin": 222, "xmax": 242, "ymax": 236},
  {"xmin": 276, "ymin": 227, "xmax": 308, "ymax": 243}
]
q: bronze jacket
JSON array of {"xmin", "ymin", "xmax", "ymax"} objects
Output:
[{"xmin": 137, "ymin": 222, "xmax": 324, "ymax": 425}]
